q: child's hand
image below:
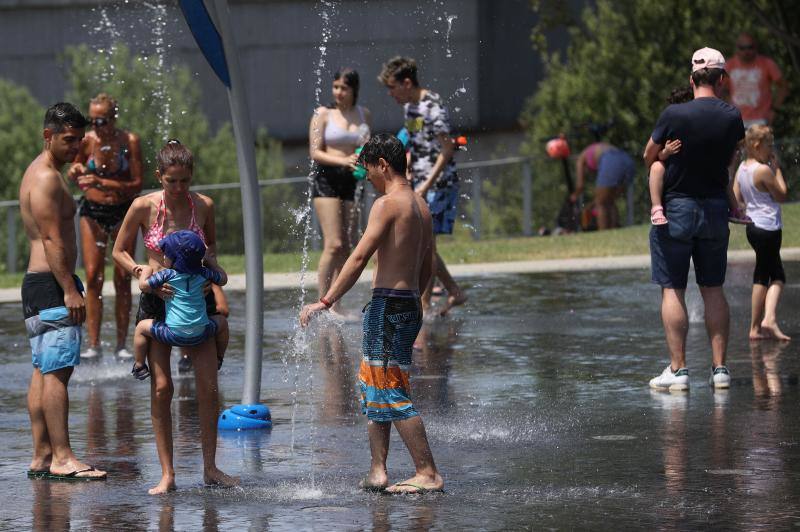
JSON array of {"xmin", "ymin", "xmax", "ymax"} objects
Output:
[
  {"xmin": 662, "ymin": 139, "xmax": 682, "ymax": 158},
  {"xmin": 137, "ymin": 266, "xmax": 154, "ymax": 293},
  {"xmin": 768, "ymin": 151, "xmax": 780, "ymax": 170}
]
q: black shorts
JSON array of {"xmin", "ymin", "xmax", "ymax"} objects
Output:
[
  {"xmin": 22, "ymin": 272, "xmax": 85, "ymax": 319},
  {"xmin": 135, "ymin": 290, "xmax": 219, "ymax": 324},
  {"xmin": 746, "ymin": 225, "xmax": 785, "ymax": 286},
  {"xmin": 79, "ymin": 198, "xmax": 134, "ymax": 234},
  {"xmin": 312, "ymin": 165, "xmax": 356, "ymax": 201}
]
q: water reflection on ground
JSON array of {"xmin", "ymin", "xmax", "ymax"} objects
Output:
[{"xmin": 1, "ymin": 262, "xmax": 799, "ymax": 529}]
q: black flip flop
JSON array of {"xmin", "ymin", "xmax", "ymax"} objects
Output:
[
  {"xmin": 27, "ymin": 469, "xmax": 49, "ymax": 479},
  {"xmin": 48, "ymin": 466, "xmax": 107, "ymax": 481}
]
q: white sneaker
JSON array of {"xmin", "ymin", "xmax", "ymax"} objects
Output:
[
  {"xmin": 709, "ymin": 366, "xmax": 731, "ymax": 389},
  {"xmin": 649, "ymin": 365, "xmax": 689, "ymax": 391},
  {"xmin": 81, "ymin": 346, "xmax": 102, "ymax": 359},
  {"xmin": 115, "ymin": 347, "xmax": 133, "ymax": 359}
]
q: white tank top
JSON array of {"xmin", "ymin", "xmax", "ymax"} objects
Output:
[
  {"xmin": 323, "ymin": 106, "xmax": 370, "ymax": 151},
  {"xmin": 736, "ymin": 160, "xmax": 782, "ymax": 231}
]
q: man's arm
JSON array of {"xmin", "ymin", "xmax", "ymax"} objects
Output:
[
  {"xmin": 30, "ymin": 173, "xmax": 85, "ymax": 324},
  {"xmin": 415, "ymin": 133, "xmax": 455, "ymax": 196},
  {"xmin": 300, "ymin": 198, "xmax": 393, "ymax": 325},
  {"xmin": 324, "ymin": 198, "xmax": 392, "ymax": 303},
  {"xmin": 643, "ymin": 137, "xmax": 664, "ymax": 168},
  {"xmin": 418, "ymin": 230, "xmax": 433, "ymax": 295},
  {"xmin": 773, "ymin": 77, "xmax": 788, "ymax": 115}
]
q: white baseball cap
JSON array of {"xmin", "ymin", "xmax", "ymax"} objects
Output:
[{"xmin": 691, "ymin": 47, "xmax": 726, "ymax": 72}]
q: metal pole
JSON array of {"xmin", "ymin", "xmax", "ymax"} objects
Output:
[
  {"xmin": 6, "ymin": 207, "xmax": 16, "ymax": 274},
  {"xmin": 522, "ymin": 160, "xmax": 532, "ymax": 236},
  {"xmin": 471, "ymin": 174, "xmax": 481, "ymax": 240},
  {"xmin": 211, "ymin": 0, "xmax": 264, "ymax": 406}
]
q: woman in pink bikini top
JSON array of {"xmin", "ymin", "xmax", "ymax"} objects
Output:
[
  {"xmin": 143, "ymin": 191, "xmax": 207, "ymax": 252},
  {"xmin": 111, "ymin": 140, "xmax": 235, "ymax": 493},
  {"xmin": 114, "ymin": 140, "xmax": 219, "ymax": 276}
]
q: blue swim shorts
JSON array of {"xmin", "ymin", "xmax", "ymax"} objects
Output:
[
  {"xmin": 597, "ymin": 149, "xmax": 635, "ymax": 189},
  {"xmin": 359, "ymin": 288, "xmax": 422, "ymax": 422},
  {"xmin": 650, "ymin": 197, "xmax": 729, "ymax": 289},
  {"xmin": 426, "ymin": 185, "xmax": 459, "ymax": 235},
  {"xmin": 22, "ymin": 272, "xmax": 84, "ymax": 374},
  {"xmin": 150, "ymin": 320, "xmax": 217, "ymax": 347}
]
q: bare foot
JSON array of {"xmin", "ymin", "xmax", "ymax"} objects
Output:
[
  {"xmin": 761, "ymin": 320, "xmax": 791, "ymax": 341},
  {"xmin": 386, "ymin": 473, "xmax": 444, "ymax": 494},
  {"xmin": 49, "ymin": 459, "xmax": 107, "ymax": 479},
  {"xmin": 204, "ymin": 467, "xmax": 239, "ymax": 489},
  {"xmin": 359, "ymin": 468, "xmax": 388, "ymax": 492},
  {"xmin": 749, "ymin": 327, "xmax": 767, "ymax": 340},
  {"xmin": 439, "ymin": 292, "xmax": 467, "ymax": 317},
  {"xmin": 29, "ymin": 453, "xmax": 52, "ymax": 473},
  {"xmin": 148, "ymin": 475, "xmax": 176, "ymax": 495}
]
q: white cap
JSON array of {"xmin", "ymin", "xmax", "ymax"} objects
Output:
[{"xmin": 691, "ymin": 47, "xmax": 726, "ymax": 72}]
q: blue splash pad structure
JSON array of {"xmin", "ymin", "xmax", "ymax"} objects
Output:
[{"xmin": 218, "ymin": 404, "xmax": 271, "ymax": 430}]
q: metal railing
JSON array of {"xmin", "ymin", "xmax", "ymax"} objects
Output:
[{"xmin": 1, "ymin": 155, "xmax": 641, "ymax": 273}]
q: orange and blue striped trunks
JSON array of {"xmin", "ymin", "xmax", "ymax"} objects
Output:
[{"xmin": 358, "ymin": 288, "xmax": 422, "ymax": 422}]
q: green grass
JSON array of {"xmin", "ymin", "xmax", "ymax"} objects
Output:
[{"xmin": 1, "ymin": 203, "xmax": 796, "ymax": 289}]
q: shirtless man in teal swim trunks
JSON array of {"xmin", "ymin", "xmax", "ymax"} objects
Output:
[
  {"xmin": 19, "ymin": 103, "xmax": 107, "ymax": 480},
  {"xmin": 300, "ymin": 133, "xmax": 444, "ymax": 494}
]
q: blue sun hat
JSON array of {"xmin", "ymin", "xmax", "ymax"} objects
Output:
[{"xmin": 159, "ymin": 230, "xmax": 206, "ymax": 275}]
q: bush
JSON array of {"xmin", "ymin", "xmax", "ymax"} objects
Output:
[
  {"xmin": 0, "ymin": 79, "xmax": 45, "ymax": 271},
  {"xmin": 522, "ymin": 0, "xmax": 800, "ymax": 227}
]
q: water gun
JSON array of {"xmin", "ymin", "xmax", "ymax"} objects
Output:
[{"xmin": 353, "ymin": 128, "xmax": 467, "ymax": 181}]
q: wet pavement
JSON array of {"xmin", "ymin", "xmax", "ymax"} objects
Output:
[{"xmin": 1, "ymin": 262, "xmax": 799, "ymax": 530}]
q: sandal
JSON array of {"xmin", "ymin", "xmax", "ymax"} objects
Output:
[
  {"xmin": 728, "ymin": 207, "xmax": 753, "ymax": 225},
  {"xmin": 131, "ymin": 361, "xmax": 151, "ymax": 380},
  {"xmin": 650, "ymin": 206, "xmax": 668, "ymax": 225}
]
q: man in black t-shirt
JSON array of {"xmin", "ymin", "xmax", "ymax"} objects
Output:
[{"xmin": 643, "ymin": 47, "xmax": 745, "ymax": 392}]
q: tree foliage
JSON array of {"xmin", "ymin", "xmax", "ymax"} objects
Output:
[
  {"xmin": 0, "ymin": 79, "xmax": 44, "ymax": 199},
  {"xmin": 521, "ymin": 0, "xmax": 800, "ymax": 227},
  {"xmin": 62, "ymin": 43, "xmax": 294, "ymax": 254}
]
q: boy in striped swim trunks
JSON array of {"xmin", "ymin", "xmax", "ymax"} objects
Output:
[{"xmin": 301, "ymin": 133, "xmax": 444, "ymax": 494}]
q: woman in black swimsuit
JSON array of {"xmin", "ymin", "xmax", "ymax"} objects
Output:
[
  {"xmin": 67, "ymin": 93, "xmax": 143, "ymax": 359},
  {"xmin": 308, "ymin": 69, "xmax": 371, "ymax": 316}
]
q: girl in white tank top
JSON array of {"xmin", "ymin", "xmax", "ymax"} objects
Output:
[
  {"xmin": 735, "ymin": 160, "xmax": 782, "ymax": 231},
  {"xmin": 733, "ymin": 125, "xmax": 790, "ymax": 341}
]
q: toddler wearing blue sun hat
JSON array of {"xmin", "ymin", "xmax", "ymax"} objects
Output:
[{"xmin": 131, "ymin": 230, "xmax": 228, "ymax": 380}]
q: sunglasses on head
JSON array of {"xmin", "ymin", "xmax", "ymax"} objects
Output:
[
  {"xmin": 737, "ymin": 44, "xmax": 754, "ymax": 50},
  {"xmin": 90, "ymin": 117, "xmax": 111, "ymax": 128}
]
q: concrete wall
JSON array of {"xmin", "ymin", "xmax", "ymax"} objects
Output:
[{"xmin": 0, "ymin": 0, "xmax": 552, "ymax": 142}]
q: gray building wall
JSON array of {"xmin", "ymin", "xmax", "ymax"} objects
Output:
[{"xmin": 0, "ymin": 0, "xmax": 553, "ymax": 144}]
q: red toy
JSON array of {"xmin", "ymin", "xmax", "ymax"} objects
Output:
[{"xmin": 546, "ymin": 136, "xmax": 570, "ymax": 159}]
